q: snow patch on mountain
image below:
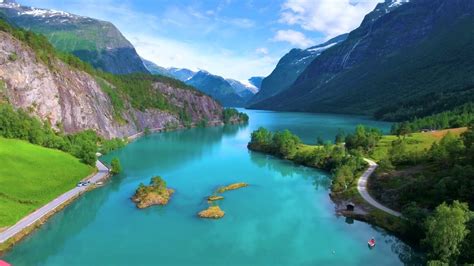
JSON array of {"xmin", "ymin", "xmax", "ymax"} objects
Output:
[{"xmin": 388, "ymin": 0, "xmax": 410, "ymax": 8}]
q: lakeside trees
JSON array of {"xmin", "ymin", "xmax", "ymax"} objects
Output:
[
  {"xmin": 424, "ymin": 201, "xmax": 471, "ymax": 264},
  {"xmin": 248, "ymin": 126, "xmax": 366, "ymax": 193}
]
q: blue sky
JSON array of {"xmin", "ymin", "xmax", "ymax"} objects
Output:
[{"xmin": 21, "ymin": 0, "xmax": 382, "ymax": 80}]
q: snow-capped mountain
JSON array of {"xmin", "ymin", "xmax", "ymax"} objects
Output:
[{"xmin": 0, "ymin": 1, "xmax": 148, "ymax": 74}]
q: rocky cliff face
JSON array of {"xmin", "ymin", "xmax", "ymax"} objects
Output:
[
  {"xmin": 0, "ymin": 1, "xmax": 148, "ymax": 74},
  {"xmin": 0, "ymin": 31, "xmax": 224, "ymax": 139}
]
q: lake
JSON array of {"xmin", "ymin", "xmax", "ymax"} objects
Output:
[{"xmin": 3, "ymin": 109, "xmax": 420, "ymax": 265}]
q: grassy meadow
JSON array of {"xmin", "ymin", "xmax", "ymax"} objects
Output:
[
  {"xmin": 371, "ymin": 127, "xmax": 467, "ymax": 161},
  {"xmin": 0, "ymin": 138, "xmax": 94, "ymax": 228}
]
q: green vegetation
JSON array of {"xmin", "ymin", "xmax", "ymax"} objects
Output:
[
  {"xmin": 367, "ymin": 126, "xmax": 474, "ymax": 264},
  {"xmin": 390, "ymin": 103, "xmax": 474, "ymax": 134},
  {"xmin": 223, "ymin": 108, "xmax": 249, "ymax": 124},
  {"xmin": 0, "ymin": 137, "xmax": 93, "ymax": 227},
  {"xmin": 110, "ymin": 158, "xmax": 122, "ymax": 175},
  {"xmin": 8, "ymin": 52, "xmax": 17, "ymax": 61},
  {"xmin": 248, "ymin": 127, "xmax": 367, "ymax": 193},
  {"xmin": 0, "ymin": 103, "xmax": 98, "ymax": 165},
  {"xmin": 0, "ymin": 18, "xmax": 212, "ymax": 125},
  {"xmin": 424, "ymin": 201, "xmax": 471, "ymax": 264},
  {"xmin": 0, "ymin": 103, "xmax": 127, "ymax": 166},
  {"xmin": 99, "ymin": 137, "xmax": 126, "ymax": 155},
  {"xmin": 132, "ymin": 176, "xmax": 174, "ymax": 208}
]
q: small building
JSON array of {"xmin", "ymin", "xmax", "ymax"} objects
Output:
[{"xmin": 346, "ymin": 202, "xmax": 355, "ymax": 211}]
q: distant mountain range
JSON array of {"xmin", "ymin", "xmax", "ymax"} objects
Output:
[
  {"xmin": 143, "ymin": 59, "xmax": 258, "ymax": 107},
  {"xmin": 250, "ymin": 34, "xmax": 348, "ymax": 105},
  {"xmin": 250, "ymin": 0, "xmax": 474, "ymax": 121},
  {"xmin": 0, "ymin": 0, "xmax": 148, "ymax": 74}
]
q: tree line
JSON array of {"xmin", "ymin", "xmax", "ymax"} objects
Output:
[{"xmin": 0, "ymin": 103, "xmax": 125, "ymax": 166}]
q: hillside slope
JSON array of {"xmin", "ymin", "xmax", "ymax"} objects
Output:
[
  {"xmin": 249, "ymin": 34, "xmax": 347, "ymax": 106},
  {"xmin": 0, "ymin": 20, "xmax": 227, "ymax": 139},
  {"xmin": 0, "ymin": 137, "xmax": 93, "ymax": 227},
  {"xmin": 0, "ymin": 1, "xmax": 148, "ymax": 74},
  {"xmin": 251, "ymin": 0, "xmax": 474, "ymax": 121}
]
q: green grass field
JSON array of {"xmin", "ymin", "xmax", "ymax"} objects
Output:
[
  {"xmin": 371, "ymin": 127, "xmax": 467, "ymax": 161},
  {"xmin": 0, "ymin": 138, "xmax": 94, "ymax": 228}
]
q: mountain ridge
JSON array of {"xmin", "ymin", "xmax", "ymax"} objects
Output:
[
  {"xmin": 0, "ymin": 1, "xmax": 148, "ymax": 74},
  {"xmin": 250, "ymin": 0, "xmax": 474, "ymax": 121}
]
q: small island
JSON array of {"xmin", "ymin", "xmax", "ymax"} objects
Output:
[
  {"xmin": 132, "ymin": 176, "xmax": 174, "ymax": 209},
  {"xmin": 207, "ymin": 195, "xmax": 224, "ymax": 202},
  {"xmin": 198, "ymin": 206, "xmax": 225, "ymax": 219},
  {"xmin": 216, "ymin": 182, "xmax": 248, "ymax": 193}
]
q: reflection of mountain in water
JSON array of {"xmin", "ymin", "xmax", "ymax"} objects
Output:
[{"xmin": 102, "ymin": 125, "xmax": 245, "ymax": 175}]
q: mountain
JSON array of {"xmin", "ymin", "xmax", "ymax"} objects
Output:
[
  {"xmin": 0, "ymin": 18, "xmax": 236, "ymax": 139},
  {"xmin": 249, "ymin": 34, "xmax": 348, "ymax": 105},
  {"xmin": 142, "ymin": 58, "xmax": 170, "ymax": 77},
  {"xmin": 248, "ymin": 77, "xmax": 264, "ymax": 90},
  {"xmin": 143, "ymin": 58, "xmax": 256, "ymax": 107},
  {"xmin": 166, "ymin": 68, "xmax": 196, "ymax": 82},
  {"xmin": 185, "ymin": 71, "xmax": 246, "ymax": 107},
  {"xmin": 142, "ymin": 59, "xmax": 196, "ymax": 81},
  {"xmin": 251, "ymin": 0, "xmax": 474, "ymax": 121},
  {"xmin": 0, "ymin": 0, "xmax": 148, "ymax": 74},
  {"xmin": 226, "ymin": 79, "xmax": 258, "ymax": 95}
]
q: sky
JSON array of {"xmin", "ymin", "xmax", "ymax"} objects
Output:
[{"xmin": 20, "ymin": 0, "xmax": 382, "ymax": 81}]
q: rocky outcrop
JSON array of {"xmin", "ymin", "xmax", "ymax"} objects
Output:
[
  {"xmin": 216, "ymin": 183, "xmax": 248, "ymax": 193},
  {"xmin": 0, "ymin": 31, "xmax": 226, "ymax": 139},
  {"xmin": 131, "ymin": 176, "xmax": 174, "ymax": 209},
  {"xmin": 198, "ymin": 206, "xmax": 225, "ymax": 219}
]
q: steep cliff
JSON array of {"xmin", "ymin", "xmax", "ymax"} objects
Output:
[
  {"xmin": 251, "ymin": 0, "xmax": 474, "ymax": 121},
  {"xmin": 0, "ymin": 0, "xmax": 148, "ymax": 74},
  {"xmin": 0, "ymin": 29, "xmax": 225, "ymax": 139}
]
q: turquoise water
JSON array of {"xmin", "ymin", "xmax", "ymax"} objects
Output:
[{"xmin": 3, "ymin": 110, "xmax": 420, "ymax": 265}]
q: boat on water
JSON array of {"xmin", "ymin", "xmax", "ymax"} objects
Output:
[{"xmin": 368, "ymin": 238, "xmax": 376, "ymax": 248}]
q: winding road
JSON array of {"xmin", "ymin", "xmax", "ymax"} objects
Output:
[
  {"xmin": 357, "ymin": 159, "xmax": 401, "ymax": 217},
  {"xmin": 0, "ymin": 161, "xmax": 110, "ymax": 244}
]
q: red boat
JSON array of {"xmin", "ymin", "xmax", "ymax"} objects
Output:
[
  {"xmin": 368, "ymin": 238, "xmax": 376, "ymax": 248},
  {"xmin": 0, "ymin": 260, "xmax": 11, "ymax": 266}
]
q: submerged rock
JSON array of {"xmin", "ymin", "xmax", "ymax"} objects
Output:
[
  {"xmin": 132, "ymin": 176, "xmax": 174, "ymax": 209},
  {"xmin": 198, "ymin": 206, "xmax": 225, "ymax": 219},
  {"xmin": 207, "ymin": 195, "xmax": 224, "ymax": 202},
  {"xmin": 216, "ymin": 182, "xmax": 248, "ymax": 193}
]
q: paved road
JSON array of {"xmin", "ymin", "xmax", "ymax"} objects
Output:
[
  {"xmin": 357, "ymin": 158, "xmax": 401, "ymax": 217},
  {"xmin": 0, "ymin": 161, "xmax": 110, "ymax": 244}
]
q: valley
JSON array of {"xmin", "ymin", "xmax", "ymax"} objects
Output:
[{"xmin": 0, "ymin": 0, "xmax": 473, "ymax": 265}]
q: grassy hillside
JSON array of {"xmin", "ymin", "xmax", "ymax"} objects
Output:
[
  {"xmin": 0, "ymin": 138, "xmax": 94, "ymax": 227},
  {"xmin": 371, "ymin": 128, "xmax": 468, "ymax": 161}
]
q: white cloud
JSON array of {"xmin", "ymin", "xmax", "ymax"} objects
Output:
[
  {"xmin": 272, "ymin": 29, "xmax": 314, "ymax": 48},
  {"xmin": 279, "ymin": 0, "xmax": 382, "ymax": 38},
  {"xmin": 132, "ymin": 34, "xmax": 278, "ymax": 80},
  {"xmin": 255, "ymin": 47, "xmax": 269, "ymax": 55}
]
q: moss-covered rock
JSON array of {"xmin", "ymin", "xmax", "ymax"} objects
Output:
[
  {"xmin": 198, "ymin": 206, "xmax": 225, "ymax": 219},
  {"xmin": 216, "ymin": 182, "xmax": 248, "ymax": 193},
  {"xmin": 207, "ymin": 195, "xmax": 224, "ymax": 202},
  {"xmin": 132, "ymin": 176, "xmax": 174, "ymax": 208}
]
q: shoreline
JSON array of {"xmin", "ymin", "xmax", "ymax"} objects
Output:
[
  {"xmin": 248, "ymin": 147, "xmax": 408, "ymax": 241},
  {"xmin": 0, "ymin": 161, "xmax": 110, "ymax": 254},
  {"xmin": 0, "ymin": 118, "xmax": 248, "ymax": 254}
]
